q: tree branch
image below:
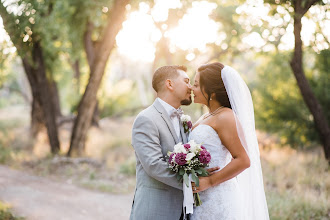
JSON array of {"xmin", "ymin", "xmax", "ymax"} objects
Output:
[
  {"xmin": 0, "ymin": 4, "xmax": 22, "ymax": 49},
  {"xmin": 4, "ymin": 85, "xmax": 31, "ymax": 104},
  {"xmin": 83, "ymin": 21, "xmax": 95, "ymax": 68},
  {"xmin": 302, "ymin": 0, "xmax": 321, "ymax": 15},
  {"xmin": 94, "ymin": 0, "xmax": 129, "ymax": 57}
]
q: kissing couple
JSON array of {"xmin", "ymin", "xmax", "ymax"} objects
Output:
[{"xmin": 130, "ymin": 62, "xmax": 269, "ymax": 220}]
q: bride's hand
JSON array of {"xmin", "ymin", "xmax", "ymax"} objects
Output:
[{"xmin": 192, "ymin": 176, "xmax": 213, "ymax": 193}]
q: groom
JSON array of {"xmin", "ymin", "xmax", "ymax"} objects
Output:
[{"xmin": 130, "ymin": 65, "xmax": 193, "ymax": 220}]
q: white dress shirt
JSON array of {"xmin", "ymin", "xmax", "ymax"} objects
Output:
[{"xmin": 157, "ymin": 98, "xmax": 181, "ymax": 140}]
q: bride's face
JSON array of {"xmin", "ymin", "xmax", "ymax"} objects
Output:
[{"xmin": 192, "ymin": 72, "xmax": 208, "ymax": 105}]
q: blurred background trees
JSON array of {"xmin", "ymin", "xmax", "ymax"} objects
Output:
[
  {"xmin": 1, "ymin": 0, "xmax": 329, "ymax": 218},
  {"xmin": 0, "ymin": 0, "xmax": 329, "ymax": 160}
]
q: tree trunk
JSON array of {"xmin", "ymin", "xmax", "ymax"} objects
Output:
[
  {"xmin": 31, "ymin": 97, "xmax": 44, "ymax": 137},
  {"xmin": 84, "ymin": 21, "xmax": 101, "ymax": 127},
  {"xmin": 92, "ymin": 102, "xmax": 100, "ymax": 127},
  {"xmin": 72, "ymin": 60, "xmax": 81, "ymax": 93},
  {"xmin": 291, "ymin": 5, "xmax": 330, "ymax": 162},
  {"xmin": 68, "ymin": 0, "xmax": 129, "ymax": 156},
  {"xmin": 84, "ymin": 21, "xmax": 96, "ymax": 68},
  {"xmin": 22, "ymin": 57, "xmax": 45, "ymax": 137},
  {"xmin": 70, "ymin": 58, "xmax": 99, "ymax": 126},
  {"xmin": 151, "ymin": 30, "xmax": 172, "ymax": 99},
  {"xmin": 49, "ymin": 79, "xmax": 62, "ymax": 118},
  {"xmin": 32, "ymin": 42, "xmax": 60, "ymax": 153},
  {"xmin": 23, "ymin": 57, "xmax": 62, "ymax": 137},
  {"xmin": 0, "ymin": 3, "xmax": 60, "ymax": 153}
]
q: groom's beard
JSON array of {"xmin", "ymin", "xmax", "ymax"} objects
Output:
[{"xmin": 181, "ymin": 96, "xmax": 192, "ymax": 106}]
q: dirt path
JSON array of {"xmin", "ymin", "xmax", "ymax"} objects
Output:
[{"xmin": 0, "ymin": 165, "xmax": 134, "ymax": 220}]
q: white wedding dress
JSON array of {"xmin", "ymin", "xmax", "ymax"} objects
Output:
[
  {"xmin": 186, "ymin": 65, "xmax": 269, "ymax": 220},
  {"xmin": 189, "ymin": 124, "xmax": 244, "ymax": 220}
]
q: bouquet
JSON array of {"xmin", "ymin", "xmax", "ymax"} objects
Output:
[{"xmin": 167, "ymin": 140, "xmax": 211, "ymax": 207}]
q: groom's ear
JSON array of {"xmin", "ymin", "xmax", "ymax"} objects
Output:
[{"xmin": 165, "ymin": 79, "xmax": 174, "ymax": 91}]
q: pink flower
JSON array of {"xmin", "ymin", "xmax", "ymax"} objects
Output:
[
  {"xmin": 175, "ymin": 153, "xmax": 187, "ymax": 165},
  {"xmin": 199, "ymin": 150, "xmax": 211, "ymax": 164},
  {"xmin": 169, "ymin": 153, "xmax": 175, "ymax": 164},
  {"xmin": 201, "ymin": 145, "xmax": 206, "ymax": 150},
  {"xmin": 183, "ymin": 144, "xmax": 191, "ymax": 150},
  {"xmin": 187, "ymin": 121, "xmax": 192, "ymax": 129}
]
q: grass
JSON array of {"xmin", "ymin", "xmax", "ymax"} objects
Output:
[
  {"xmin": 0, "ymin": 107, "xmax": 329, "ymax": 219},
  {"xmin": 0, "ymin": 201, "xmax": 24, "ymax": 220},
  {"xmin": 119, "ymin": 156, "xmax": 136, "ymax": 176},
  {"xmin": 261, "ymin": 147, "xmax": 329, "ymax": 219},
  {"xmin": 20, "ymin": 156, "xmax": 136, "ymax": 194},
  {"xmin": 0, "ymin": 120, "xmax": 21, "ymax": 164}
]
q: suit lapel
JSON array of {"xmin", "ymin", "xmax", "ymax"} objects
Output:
[{"xmin": 153, "ymin": 99, "xmax": 180, "ymax": 144}]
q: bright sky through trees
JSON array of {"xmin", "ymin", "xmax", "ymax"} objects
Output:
[{"xmin": 1, "ymin": 0, "xmax": 329, "ymax": 60}]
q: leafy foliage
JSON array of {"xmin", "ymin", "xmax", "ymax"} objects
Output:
[{"xmin": 253, "ymin": 50, "xmax": 330, "ymax": 147}]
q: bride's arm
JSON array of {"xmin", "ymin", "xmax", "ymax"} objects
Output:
[{"xmin": 195, "ymin": 109, "xmax": 250, "ymax": 192}]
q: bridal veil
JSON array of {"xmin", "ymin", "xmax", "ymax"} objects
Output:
[{"xmin": 221, "ymin": 65, "xmax": 269, "ymax": 220}]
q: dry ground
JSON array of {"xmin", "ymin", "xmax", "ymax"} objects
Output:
[{"xmin": 0, "ymin": 165, "xmax": 134, "ymax": 220}]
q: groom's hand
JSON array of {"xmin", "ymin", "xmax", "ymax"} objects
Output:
[{"xmin": 206, "ymin": 166, "xmax": 220, "ymax": 176}]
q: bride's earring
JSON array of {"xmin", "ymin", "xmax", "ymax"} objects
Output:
[{"xmin": 210, "ymin": 93, "xmax": 215, "ymax": 101}]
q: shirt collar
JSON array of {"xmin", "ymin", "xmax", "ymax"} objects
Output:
[{"xmin": 156, "ymin": 97, "xmax": 177, "ymax": 117}]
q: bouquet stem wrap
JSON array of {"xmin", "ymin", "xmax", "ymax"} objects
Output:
[{"xmin": 183, "ymin": 174, "xmax": 194, "ymax": 214}]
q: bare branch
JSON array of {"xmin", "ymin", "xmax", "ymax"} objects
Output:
[
  {"xmin": 302, "ymin": 0, "xmax": 321, "ymax": 15},
  {"xmin": 83, "ymin": 21, "xmax": 96, "ymax": 68}
]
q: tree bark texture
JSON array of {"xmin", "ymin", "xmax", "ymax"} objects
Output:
[
  {"xmin": 22, "ymin": 42, "xmax": 60, "ymax": 153},
  {"xmin": 0, "ymin": 5, "xmax": 61, "ymax": 153},
  {"xmin": 68, "ymin": 0, "xmax": 130, "ymax": 156},
  {"xmin": 23, "ymin": 57, "xmax": 61, "ymax": 141},
  {"xmin": 291, "ymin": 0, "xmax": 330, "ymax": 162}
]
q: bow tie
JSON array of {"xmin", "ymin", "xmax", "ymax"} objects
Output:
[{"xmin": 170, "ymin": 108, "xmax": 183, "ymax": 119}]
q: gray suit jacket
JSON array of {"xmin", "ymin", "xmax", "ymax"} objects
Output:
[{"xmin": 130, "ymin": 99, "xmax": 188, "ymax": 220}]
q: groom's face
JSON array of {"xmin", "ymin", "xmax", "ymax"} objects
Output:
[{"xmin": 172, "ymin": 70, "xmax": 192, "ymax": 106}]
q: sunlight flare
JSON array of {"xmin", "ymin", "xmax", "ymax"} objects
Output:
[{"xmin": 166, "ymin": 1, "xmax": 219, "ymax": 52}]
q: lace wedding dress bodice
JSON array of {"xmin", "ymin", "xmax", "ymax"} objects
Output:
[{"xmin": 189, "ymin": 124, "xmax": 243, "ymax": 220}]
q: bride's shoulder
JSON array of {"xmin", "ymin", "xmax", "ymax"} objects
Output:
[
  {"xmin": 218, "ymin": 107, "xmax": 233, "ymax": 117},
  {"xmin": 214, "ymin": 108, "xmax": 236, "ymax": 127}
]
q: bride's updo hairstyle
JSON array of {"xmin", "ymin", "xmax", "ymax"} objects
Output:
[{"xmin": 197, "ymin": 62, "xmax": 231, "ymax": 108}]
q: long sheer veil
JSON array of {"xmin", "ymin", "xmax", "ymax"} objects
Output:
[{"xmin": 221, "ymin": 65, "xmax": 269, "ymax": 219}]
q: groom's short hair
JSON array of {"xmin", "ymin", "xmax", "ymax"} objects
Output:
[{"xmin": 152, "ymin": 65, "xmax": 187, "ymax": 92}]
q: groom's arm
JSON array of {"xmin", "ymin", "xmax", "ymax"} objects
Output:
[{"xmin": 132, "ymin": 115, "xmax": 182, "ymax": 190}]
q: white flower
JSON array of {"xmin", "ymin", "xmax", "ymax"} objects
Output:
[
  {"xmin": 186, "ymin": 152, "xmax": 195, "ymax": 161},
  {"xmin": 180, "ymin": 114, "xmax": 191, "ymax": 122},
  {"xmin": 188, "ymin": 140, "xmax": 201, "ymax": 154},
  {"xmin": 174, "ymin": 142, "xmax": 187, "ymax": 154}
]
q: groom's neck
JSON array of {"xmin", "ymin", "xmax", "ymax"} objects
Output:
[{"xmin": 157, "ymin": 94, "xmax": 180, "ymax": 109}]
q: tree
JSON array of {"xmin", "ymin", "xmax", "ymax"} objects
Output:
[
  {"xmin": 289, "ymin": 0, "xmax": 330, "ymax": 162},
  {"xmin": 241, "ymin": 0, "xmax": 329, "ymax": 161},
  {"xmin": 253, "ymin": 51, "xmax": 329, "ymax": 147},
  {"xmin": 0, "ymin": 0, "xmax": 63, "ymax": 153},
  {"xmin": 68, "ymin": 0, "xmax": 130, "ymax": 156}
]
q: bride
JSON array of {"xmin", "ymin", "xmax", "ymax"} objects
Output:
[{"xmin": 189, "ymin": 62, "xmax": 269, "ymax": 220}]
